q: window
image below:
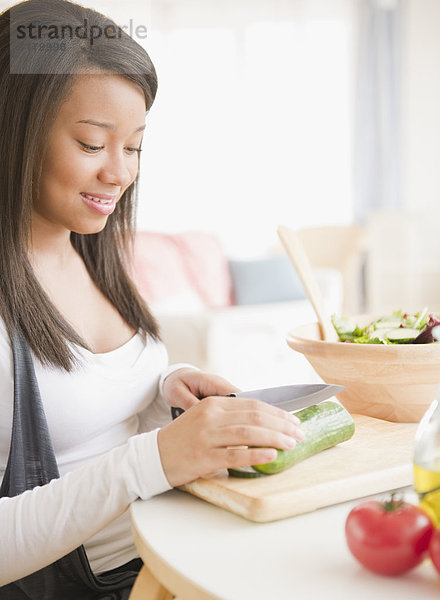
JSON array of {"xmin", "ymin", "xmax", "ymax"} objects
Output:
[
  {"xmin": 138, "ymin": 0, "xmax": 357, "ymax": 256},
  {"xmin": 0, "ymin": 0, "xmax": 357, "ymax": 256}
]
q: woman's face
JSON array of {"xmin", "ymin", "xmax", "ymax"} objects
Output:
[{"xmin": 35, "ymin": 74, "xmax": 146, "ymax": 236}]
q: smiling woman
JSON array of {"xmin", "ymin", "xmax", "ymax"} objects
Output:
[
  {"xmin": 36, "ymin": 75, "xmax": 145, "ymax": 232},
  {"xmin": 1, "ymin": 0, "xmax": 160, "ymax": 367},
  {"xmin": 0, "ymin": 1, "xmax": 305, "ymax": 598},
  {"xmin": 30, "ymin": 74, "xmax": 149, "ymax": 351}
]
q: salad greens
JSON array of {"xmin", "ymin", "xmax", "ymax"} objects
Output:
[{"xmin": 332, "ymin": 309, "xmax": 440, "ymax": 344}]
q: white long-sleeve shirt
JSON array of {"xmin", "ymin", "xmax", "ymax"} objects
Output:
[{"xmin": 0, "ymin": 319, "xmax": 185, "ymax": 585}]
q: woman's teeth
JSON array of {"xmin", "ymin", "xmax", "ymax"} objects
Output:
[{"xmin": 81, "ymin": 193, "xmax": 114, "ymax": 204}]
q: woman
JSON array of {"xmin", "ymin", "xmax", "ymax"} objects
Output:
[{"xmin": 0, "ymin": 0, "xmax": 304, "ymax": 597}]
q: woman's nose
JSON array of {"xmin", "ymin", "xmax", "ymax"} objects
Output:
[{"xmin": 98, "ymin": 152, "xmax": 135, "ymax": 189}]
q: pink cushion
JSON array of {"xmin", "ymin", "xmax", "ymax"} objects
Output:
[{"xmin": 130, "ymin": 231, "xmax": 233, "ymax": 308}]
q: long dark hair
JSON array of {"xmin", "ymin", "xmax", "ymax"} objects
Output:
[{"xmin": 0, "ymin": 0, "xmax": 160, "ymax": 370}]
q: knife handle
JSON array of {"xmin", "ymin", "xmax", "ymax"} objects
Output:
[
  {"xmin": 171, "ymin": 394, "xmax": 237, "ymax": 420},
  {"xmin": 171, "ymin": 406, "xmax": 184, "ymax": 420}
]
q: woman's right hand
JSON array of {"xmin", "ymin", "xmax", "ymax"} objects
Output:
[{"xmin": 157, "ymin": 396, "xmax": 305, "ymax": 487}]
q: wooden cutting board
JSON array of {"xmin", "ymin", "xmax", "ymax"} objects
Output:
[{"xmin": 180, "ymin": 414, "xmax": 416, "ymax": 522}]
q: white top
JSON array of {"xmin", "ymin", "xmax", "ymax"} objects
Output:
[{"xmin": 0, "ymin": 318, "xmax": 187, "ymax": 584}]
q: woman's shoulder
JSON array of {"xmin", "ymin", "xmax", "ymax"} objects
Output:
[
  {"xmin": 0, "ymin": 318, "xmax": 13, "ymax": 379},
  {"xmin": 0, "ymin": 316, "xmax": 12, "ymax": 363}
]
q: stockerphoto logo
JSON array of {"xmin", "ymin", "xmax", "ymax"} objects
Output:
[
  {"xmin": 14, "ymin": 18, "xmax": 148, "ymax": 45},
  {"xmin": 9, "ymin": 14, "xmax": 149, "ymax": 73}
]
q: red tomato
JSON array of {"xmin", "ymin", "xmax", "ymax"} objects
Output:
[
  {"xmin": 429, "ymin": 527, "xmax": 440, "ymax": 574},
  {"xmin": 345, "ymin": 496, "xmax": 434, "ymax": 576}
]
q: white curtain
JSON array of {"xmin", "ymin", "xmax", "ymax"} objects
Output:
[{"xmin": 354, "ymin": 0, "xmax": 403, "ymax": 222}]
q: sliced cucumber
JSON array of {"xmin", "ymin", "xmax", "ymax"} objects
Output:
[
  {"xmin": 372, "ymin": 319, "xmax": 403, "ymax": 330},
  {"xmin": 332, "ymin": 315, "xmax": 358, "ymax": 334},
  {"xmin": 412, "ymin": 307, "xmax": 429, "ymax": 329},
  {"xmin": 383, "ymin": 327, "xmax": 420, "ymax": 343},
  {"xmin": 331, "ymin": 315, "xmax": 363, "ymax": 342}
]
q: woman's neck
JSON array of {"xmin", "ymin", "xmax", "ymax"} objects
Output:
[{"xmin": 29, "ymin": 217, "xmax": 76, "ymax": 270}]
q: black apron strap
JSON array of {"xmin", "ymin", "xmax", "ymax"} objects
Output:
[
  {"xmin": 0, "ymin": 332, "xmax": 142, "ymax": 599},
  {"xmin": 0, "ymin": 331, "xmax": 60, "ymax": 497}
]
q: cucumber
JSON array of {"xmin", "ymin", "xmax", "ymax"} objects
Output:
[
  {"xmin": 331, "ymin": 315, "xmax": 363, "ymax": 342},
  {"xmin": 227, "ymin": 466, "xmax": 267, "ymax": 478},
  {"xmin": 383, "ymin": 328, "xmax": 420, "ymax": 343},
  {"xmin": 372, "ymin": 319, "xmax": 403, "ymax": 330},
  {"xmin": 252, "ymin": 401, "xmax": 355, "ymax": 475}
]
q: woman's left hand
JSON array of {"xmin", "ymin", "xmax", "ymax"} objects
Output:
[{"xmin": 162, "ymin": 368, "xmax": 240, "ymax": 411}]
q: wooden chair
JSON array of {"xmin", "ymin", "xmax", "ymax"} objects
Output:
[
  {"xmin": 366, "ymin": 211, "xmax": 440, "ymax": 314},
  {"xmin": 129, "ymin": 564, "xmax": 177, "ymax": 600},
  {"xmin": 296, "ymin": 224, "xmax": 368, "ymax": 315}
]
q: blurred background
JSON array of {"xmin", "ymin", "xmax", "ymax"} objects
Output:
[{"xmin": 3, "ymin": 0, "xmax": 440, "ymax": 385}]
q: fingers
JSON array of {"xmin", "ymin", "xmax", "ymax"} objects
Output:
[
  {"xmin": 172, "ymin": 369, "xmax": 240, "ymax": 399},
  {"xmin": 215, "ymin": 424, "xmax": 303, "ymax": 451},
  {"xmin": 188, "ymin": 396, "xmax": 305, "ymax": 451},
  {"xmin": 157, "ymin": 393, "xmax": 306, "ymax": 487},
  {"xmin": 211, "ymin": 406, "xmax": 304, "ymax": 446},
  {"xmin": 222, "ymin": 446, "xmax": 279, "ymax": 467},
  {"xmin": 202, "ymin": 395, "xmax": 302, "ymax": 428},
  {"xmin": 169, "ymin": 383, "xmax": 199, "ymax": 411},
  {"xmin": 162, "ymin": 369, "xmax": 240, "ymax": 411},
  {"xmin": 201, "ymin": 374, "xmax": 240, "ymax": 396}
]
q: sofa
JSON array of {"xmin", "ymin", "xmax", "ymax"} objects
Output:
[{"xmin": 129, "ymin": 231, "xmax": 342, "ymax": 390}]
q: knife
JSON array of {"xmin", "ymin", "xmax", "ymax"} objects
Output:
[{"xmin": 171, "ymin": 383, "xmax": 344, "ymax": 420}]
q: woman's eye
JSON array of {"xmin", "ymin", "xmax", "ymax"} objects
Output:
[
  {"xmin": 125, "ymin": 147, "xmax": 142, "ymax": 155},
  {"xmin": 78, "ymin": 142, "xmax": 141, "ymax": 155},
  {"xmin": 79, "ymin": 142, "xmax": 103, "ymax": 153}
]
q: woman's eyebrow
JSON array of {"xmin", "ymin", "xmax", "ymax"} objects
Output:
[{"xmin": 76, "ymin": 119, "xmax": 146, "ymax": 133}]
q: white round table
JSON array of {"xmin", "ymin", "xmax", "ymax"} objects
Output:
[{"xmin": 129, "ymin": 487, "xmax": 440, "ymax": 600}]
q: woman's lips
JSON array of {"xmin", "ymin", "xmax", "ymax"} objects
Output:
[{"xmin": 80, "ymin": 192, "xmax": 117, "ymax": 216}]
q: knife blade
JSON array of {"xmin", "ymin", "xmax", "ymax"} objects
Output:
[
  {"xmin": 230, "ymin": 383, "xmax": 345, "ymax": 412},
  {"xmin": 171, "ymin": 383, "xmax": 344, "ymax": 419}
]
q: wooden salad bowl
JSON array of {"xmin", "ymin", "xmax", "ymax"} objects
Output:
[{"xmin": 287, "ymin": 316, "xmax": 440, "ymax": 423}]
